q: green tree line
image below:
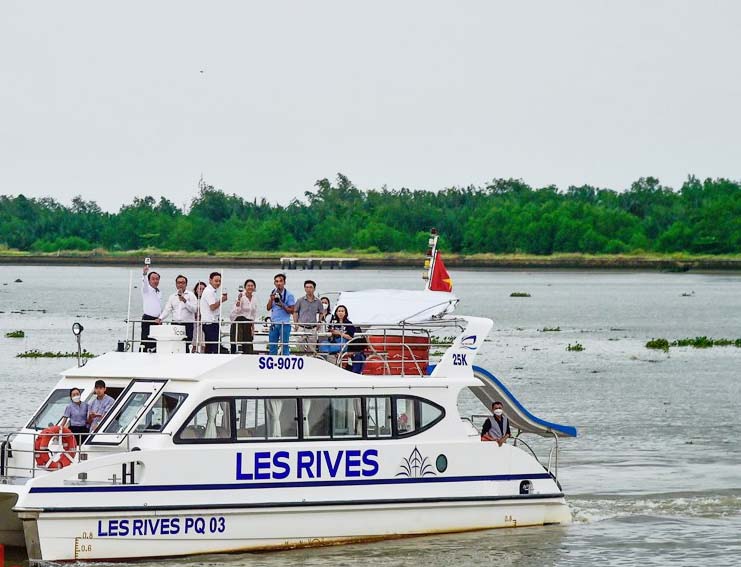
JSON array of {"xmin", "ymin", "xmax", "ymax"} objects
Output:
[{"xmin": 1, "ymin": 175, "xmax": 739, "ymax": 255}]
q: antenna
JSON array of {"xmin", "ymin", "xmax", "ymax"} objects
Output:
[
  {"xmin": 422, "ymin": 228, "xmax": 439, "ymax": 289},
  {"xmin": 126, "ymin": 270, "xmax": 133, "ymax": 350}
]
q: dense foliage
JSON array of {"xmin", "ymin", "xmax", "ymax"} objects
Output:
[{"xmin": 1, "ymin": 175, "xmax": 739, "ymax": 254}]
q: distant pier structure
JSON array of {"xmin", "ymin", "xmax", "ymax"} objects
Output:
[{"xmin": 280, "ymin": 257, "xmax": 359, "ymax": 270}]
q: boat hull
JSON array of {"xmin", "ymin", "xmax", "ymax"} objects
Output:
[
  {"xmin": 0, "ymin": 490, "xmax": 24, "ymax": 547},
  {"xmin": 28, "ymin": 497, "xmax": 570, "ymax": 561}
]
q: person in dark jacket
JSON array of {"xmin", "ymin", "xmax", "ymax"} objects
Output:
[{"xmin": 481, "ymin": 401, "xmax": 511, "ymax": 446}]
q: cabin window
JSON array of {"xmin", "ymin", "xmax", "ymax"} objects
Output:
[
  {"xmin": 302, "ymin": 397, "xmax": 362, "ymax": 439},
  {"xmin": 178, "ymin": 400, "xmax": 232, "ymax": 441},
  {"xmin": 394, "ymin": 396, "xmax": 445, "ymax": 437},
  {"xmin": 175, "ymin": 395, "xmax": 444, "ymax": 443},
  {"xmin": 236, "ymin": 398, "xmax": 265, "ymax": 440},
  {"xmin": 102, "ymin": 392, "xmax": 152, "ymax": 434},
  {"xmin": 236, "ymin": 398, "xmax": 299, "ymax": 441},
  {"xmin": 133, "ymin": 392, "xmax": 187, "ymax": 433},
  {"xmin": 395, "ymin": 397, "xmax": 417, "ymax": 435},
  {"xmin": 302, "ymin": 398, "xmax": 331, "ymax": 439},
  {"xmin": 331, "ymin": 398, "xmax": 363, "ymax": 438},
  {"xmin": 27, "ymin": 389, "xmax": 77, "ymax": 430},
  {"xmin": 366, "ymin": 397, "xmax": 392, "ymax": 438},
  {"xmin": 419, "ymin": 399, "xmax": 444, "ymax": 428}
]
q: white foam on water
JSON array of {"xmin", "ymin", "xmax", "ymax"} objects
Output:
[{"xmin": 570, "ymin": 492, "xmax": 741, "ymax": 524}]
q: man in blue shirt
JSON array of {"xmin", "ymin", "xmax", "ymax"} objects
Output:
[
  {"xmin": 266, "ymin": 273, "xmax": 296, "ymax": 355},
  {"xmin": 88, "ymin": 379, "xmax": 115, "ymax": 432}
]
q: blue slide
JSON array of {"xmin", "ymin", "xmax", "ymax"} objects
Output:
[
  {"xmin": 428, "ymin": 364, "xmax": 577, "ymax": 438},
  {"xmin": 470, "ymin": 366, "xmax": 577, "ymax": 438}
]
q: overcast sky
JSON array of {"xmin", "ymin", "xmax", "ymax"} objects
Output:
[{"xmin": 1, "ymin": 1, "xmax": 739, "ymax": 211}]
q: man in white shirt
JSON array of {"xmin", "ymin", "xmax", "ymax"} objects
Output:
[
  {"xmin": 157, "ymin": 274, "xmax": 197, "ymax": 352},
  {"xmin": 141, "ymin": 265, "xmax": 162, "ymax": 352},
  {"xmin": 200, "ymin": 271, "xmax": 227, "ymax": 354}
]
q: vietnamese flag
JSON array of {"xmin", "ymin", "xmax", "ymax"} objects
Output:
[{"xmin": 430, "ymin": 252, "xmax": 453, "ymax": 292}]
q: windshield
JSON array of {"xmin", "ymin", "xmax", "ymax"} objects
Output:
[
  {"xmin": 27, "ymin": 389, "xmax": 78, "ymax": 430},
  {"xmin": 102, "ymin": 392, "xmax": 152, "ymax": 434},
  {"xmin": 133, "ymin": 392, "xmax": 187, "ymax": 433}
]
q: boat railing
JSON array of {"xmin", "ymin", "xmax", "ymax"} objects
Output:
[
  {"xmin": 0, "ymin": 427, "xmax": 169, "ymax": 482},
  {"xmin": 466, "ymin": 414, "xmax": 561, "ymax": 482},
  {"xmin": 121, "ymin": 319, "xmax": 461, "ymax": 377}
]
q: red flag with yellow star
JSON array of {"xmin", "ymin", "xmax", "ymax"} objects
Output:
[{"xmin": 429, "ymin": 252, "xmax": 453, "ymax": 292}]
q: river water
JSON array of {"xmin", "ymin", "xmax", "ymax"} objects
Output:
[{"xmin": 0, "ymin": 266, "xmax": 739, "ymax": 566}]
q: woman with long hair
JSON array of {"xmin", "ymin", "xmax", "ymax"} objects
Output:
[
  {"xmin": 229, "ymin": 278, "xmax": 257, "ymax": 354},
  {"xmin": 192, "ymin": 281, "xmax": 207, "ymax": 353},
  {"xmin": 320, "ymin": 304, "xmax": 357, "ymax": 366}
]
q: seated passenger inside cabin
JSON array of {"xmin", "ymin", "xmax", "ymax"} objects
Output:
[{"xmin": 481, "ymin": 401, "xmax": 511, "ymax": 446}]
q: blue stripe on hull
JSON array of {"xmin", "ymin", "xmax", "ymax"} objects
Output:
[
  {"xmin": 30, "ymin": 472, "xmax": 552, "ymax": 494},
  {"xmin": 38, "ymin": 492, "xmax": 565, "ymax": 513}
]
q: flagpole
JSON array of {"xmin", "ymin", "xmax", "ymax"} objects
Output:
[{"xmin": 424, "ymin": 228, "xmax": 439, "ymax": 290}]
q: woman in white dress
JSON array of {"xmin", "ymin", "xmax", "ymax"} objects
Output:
[{"xmin": 192, "ymin": 281, "xmax": 207, "ymax": 353}]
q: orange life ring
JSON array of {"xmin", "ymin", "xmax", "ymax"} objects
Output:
[{"xmin": 34, "ymin": 425, "xmax": 77, "ymax": 470}]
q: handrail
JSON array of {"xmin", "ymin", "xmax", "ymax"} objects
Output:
[
  {"xmin": 120, "ymin": 319, "xmax": 455, "ymax": 377},
  {"xmin": 511, "ymin": 435, "xmax": 542, "ymax": 464},
  {"xmin": 0, "ymin": 429, "xmax": 173, "ymax": 480},
  {"xmin": 549, "ymin": 430, "xmax": 559, "ymax": 479},
  {"xmin": 469, "ymin": 414, "xmax": 561, "ymax": 482}
]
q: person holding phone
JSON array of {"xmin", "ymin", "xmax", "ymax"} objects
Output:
[
  {"xmin": 229, "ymin": 279, "xmax": 257, "ymax": 354},
  {"xmin": 200, "ymin": 272, "xmax": 227, "ymax": 354},
  {"xmin": 157, "ymin": 274, "xmax": 197, "ymax": 352},
  {"xmin": 266, "ymin": 273, "xmax": 296, "ymax": 355},
  {"xmin": 318, "ymin": 305, "xmax": 356, "ymax": 366}
]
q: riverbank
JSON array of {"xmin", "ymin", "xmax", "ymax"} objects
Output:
[{"xmin": 0, "ymin": 250, "xmax": 739, "ymax": 270}]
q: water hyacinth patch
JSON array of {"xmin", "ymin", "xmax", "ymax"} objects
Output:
[
  {"xmin": 645, "ymin": 337, "xmax": 740, "ymax": 351},
  {"xmin": 646, "ymin": 338, "xmax": 670, "ymax": 352},
  {"xmin": 17, "ymin": 349, "xmax": 95, "ymax": 359}
]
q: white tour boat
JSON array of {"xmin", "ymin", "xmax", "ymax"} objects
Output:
[{"xmin": 0, "ymin": 236, "xmax": 577, "ymax": 562}]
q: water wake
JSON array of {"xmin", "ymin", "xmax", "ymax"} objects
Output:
[{"xmin": 570, "ymin": 489, "xmax": 741, "ymax": 523}]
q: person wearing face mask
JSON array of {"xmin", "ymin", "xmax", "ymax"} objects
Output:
[
  {"xmin": 62, "ymin": 387, "xmax": 90, "ymax": 442},
  {"xmin": 319, "ymin": 297, "xmax": 331, "ymax": 333},
  {"xmin": 481, "ymin": 401, "xmax": 511, "ymax": 446}
]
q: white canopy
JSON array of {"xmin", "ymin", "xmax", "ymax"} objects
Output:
[{"xmin": 336, "ymin": 289, "xmax": 458, "ymax": 325}]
